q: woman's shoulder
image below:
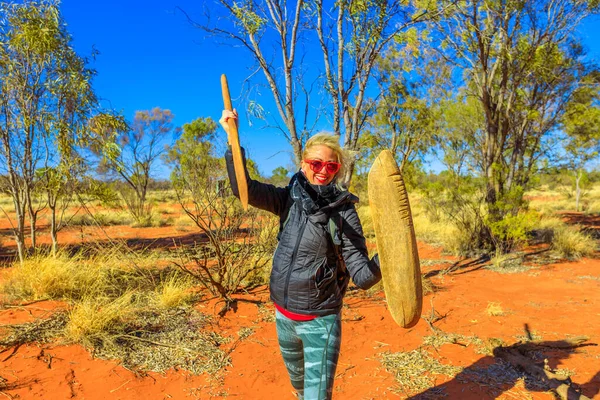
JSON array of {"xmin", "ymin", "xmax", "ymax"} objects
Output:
[{"xmin": 330, "ymin": 189, "xmax": 359, "ymax": 212}]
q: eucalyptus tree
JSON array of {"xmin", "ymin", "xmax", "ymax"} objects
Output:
[
  {"xmin": 164, "ymin": 117, "xmax": 222, "ymax": 200},
  {"xmin": 193, "ymin": 0, "xmax": 445, "ymax": 183},
  {"xmin": 310, "ymin": 0, "xmax": 444, "ymax": 182},
  {"xmin": 97, "ymin": 107, "xmax": 176, "ymax": 224},
  {"xmin": 428, "ymin": 0, "xmax": 599, "ymax": 224},
  {"xmin": 0, "ymin": 1, "xmax": 99, "ymax": 261},
  {"xmin": 561, "ymin": 72, "xmax": 600, "ymax": 211},
  {"xmin": 360, "ymin": 39, "xmax": 449, "ymax": 178},
  {"xmin": 269, "ymin": 166, "xmax": 291, "ymax": 186}
]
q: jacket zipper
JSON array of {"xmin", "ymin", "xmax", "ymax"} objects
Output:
[{"xmin": 283, "ymin": 214, "xmax": 308, "ymax": 309}]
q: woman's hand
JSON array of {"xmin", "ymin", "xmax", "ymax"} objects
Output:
[{"xmin": 219, "ymin": 109, "xmax": 238, "ymax": 136}]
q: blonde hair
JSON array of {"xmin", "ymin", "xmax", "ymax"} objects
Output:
[{"xmin": 302, "ymin": 132, "xmax": 348, "ymax": 181}]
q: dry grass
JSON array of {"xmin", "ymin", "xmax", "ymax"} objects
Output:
[
  {"xmin": 359, "ymin": 184, "xmax": 599, "ymax": 267},
  {"xmin": 174, "ymin": 215, "xmax": 194, "ymax": 232},
  {"xmin": 486, "ymin": 252, "xmax": 533, "ymax": 274},
  {"xmin": 528, "ymin": 182, "xmax": 600, "ymax": 214},
  {"xmin": 576, "ymin": 275, "xmax": 600, "ymax": 281},
  {"xmin": 527, "ymin": 185, "xmax": 571, "ymax": 213},
  {"xmin": 241, "ymin": 256, "xmax": 272, "ymax": 287},
  {"xmin": 410, "ymin": 197, "xmax": 475, "ymax": 255},
  {"xmin": 91, "ymin": 307, "xmax": 230, "ymax": 375},
  {"xmin": 356, "ymin": 204, "xmax": 374, "ymax": 239},
  {"xmin": 0, "ymin": 249, "xmax": 234, "ymax": 376},
  {"xmin": 130, "ymin": 213, "xmax": 177, "ymax": 228},
  {"xmin": 456, "ymin": 361, "xmax": 533, "ymax": 393},
  {"xmin": 0, "ymin": 304, "xmax": 230, "ymax": 376},
  {"xmin": 64, "ymin": 292, "xmax": 139, "ymax": 346},
  {"xmin": 530, "ymin": 199, "xmax": 573, "ymax": 216},
  {"xmin": 422, "ymin": 332, "xmax": 487, "ymax": 352},
  {"xmin": 157, "ymin": 204, "xmax": 181, "ymax": 215},
  {"xmin": 514, "ymin": 330, "xmax": 543, "ymax": 342},
  {"xmin": 1, "ymin": 254, "xmax": 104, "ymax": 301},
  {"xmin": 0, "ymin": 194, "xmax": 14, "ymax": 209},
  {"xmin": 413, "ymin": 212, "xmax": 468, "ymax": 255},
  {"xmin": 486, "ymin": 302, "xmax": 505, "ymax": 316},
  {"xmin": 0, "ymin": 311, "xmax": 68, "ymax": 348},
  {"xmin": 586, "ymin": 198, "xmax": 600, "ymax": 214},
  {"xmin": 356, "ymin": 199, "xmax": 462, "ymax": 251},
  {"xmin": 147, "ymin": 190, "xmax": 179, "ymax": 203},
  {"xmin": 551, "ymin": 225, "xmax": 597, "ymax": 260},
  {"xmin": 257, "ymin": 303, "xmax": 276, "ymax": 323},
  {"xmin": 418, "ymin": 332, "xmax": 522, "ymax": 396},
  {"xmin": 421, "ymin": 275, "xmax": 438, "ymax": 296},
  {"xmin": 67, "ymin": 210, "xmax": 132, "ymax": 227},
  {"xmin": 536, "ymin": 215, "xmax": 566, "ymax": 231},
  {"xmin": 0, "ymin": 248, "xmax": 177, "ymax": 303},
  {"xmin": 580, "ymin": 184, "xmax": 600, "ymax": 213},
  {"xmin": 153, "ymin": 274, "xmax": 195, "ymax": 309},
  {"xmin": 155, "ymin": 215, "xmax": 175, "ymax": 227},
  {"xmin": 582, "ymin": 184, "xmax": 600, "ymax": 213},
  {"xmin": 381, "ymin": 347, "xmax": 463, "ymax": 395}
]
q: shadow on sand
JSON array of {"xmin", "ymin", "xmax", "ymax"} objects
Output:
[{"xmin": 408, "ymin": 324, "xmax": 599, "ymax": 400}]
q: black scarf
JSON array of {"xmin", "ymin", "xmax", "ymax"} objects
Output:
[{"xmin": 290, "ymin": 171, "xmax": 341, "ymax": 215}]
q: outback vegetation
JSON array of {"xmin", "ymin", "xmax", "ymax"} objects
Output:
[{"xmin": 0, "ymin": 0, "xmax": 599, "ymax": 399}]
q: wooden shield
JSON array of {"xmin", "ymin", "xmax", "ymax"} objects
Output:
[
  {"xmin": 221, "ymin": 74, "xmax": 249, "ymax": 211},
  {"xmin": 368, "ymin": 150, "xmax": 422, "ymax": 328}
]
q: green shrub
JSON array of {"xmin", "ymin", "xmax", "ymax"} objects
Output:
[
  {"xmin": 156, "ymin": 216, "xmax": 174, "ymax": 227},
  {"xmin": 86, "ymin": 181, "xmax": 122, "ymax": 208},
  {"xmin": 132, "ymin": 214, "xmax": 154, "ymax": 228},
  {"xmin": 487, "ymin": 211, "xmax": 537, "ymax": 253}
]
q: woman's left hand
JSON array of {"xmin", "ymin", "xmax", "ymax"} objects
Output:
[{"xmin": 219, "ymin": 109, "xmax": 238, "ymax": 135}]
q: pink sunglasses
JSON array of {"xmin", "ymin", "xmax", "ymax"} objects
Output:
[{"xmin": 303, "ymin": 159, "xmax": 341, "ymax": 174}]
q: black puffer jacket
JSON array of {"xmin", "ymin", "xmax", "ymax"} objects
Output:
[{"xmin": 226, "ymin": 149, "xmax": 381, "ymax": 317}]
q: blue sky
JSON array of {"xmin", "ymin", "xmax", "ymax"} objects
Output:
[
  {"xmin": 60, "ymin": 0, "xmax": 600, "ymax": 178},
  {"xmin": 61, "ymin": 0, "xmax": 293, "ymax": 179}
]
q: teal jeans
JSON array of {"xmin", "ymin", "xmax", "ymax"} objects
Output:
[{"xmin": 275, "ymin": 310, "xmax": 342, "ymax": 400}]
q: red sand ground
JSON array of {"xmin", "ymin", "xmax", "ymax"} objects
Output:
[{"xmin": 1, "ymin": 213, "xmax": 599, "ymax": 399}]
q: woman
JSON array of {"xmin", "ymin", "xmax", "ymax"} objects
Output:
[{"xmin": 220, "ymin": 110, "xmax": 381, "ymax": 400}]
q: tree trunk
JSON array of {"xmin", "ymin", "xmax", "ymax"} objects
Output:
[
  {"xmin": 29, "ymin": 214, "xmax": 37, "ymax": 250},
  {"xmin": 14, "ymin": 207, "xmax": 26, "ymax": 264},
  {"xmin": 342, "ymin": 158, "xmax": 356, "ymax": 188},
  {"xmin": 292, "ymin": 134, "xmax": 303, "ymax": 169},
  {"xmin": 26, "ymin": 191, "xmax": 37, "ymax": 251},
  {"xmin": 575, "ymin": 169, "xmax": 582, "ymax": 212},
  {"xmin": 7, "ymin": 174, "xmax": 26, "ymax": 264},
  {"xmin": 14, "ymin": 231, "xmax": 25, "ymax": 265},
  {"xmin": 50, "ymin": 205, "xmax": 58, "ymax": 257}
]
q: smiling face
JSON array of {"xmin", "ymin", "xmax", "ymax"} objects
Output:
[{"xmin": 301, "ymin": 144, "xmax": 341, "ymax": 185}]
